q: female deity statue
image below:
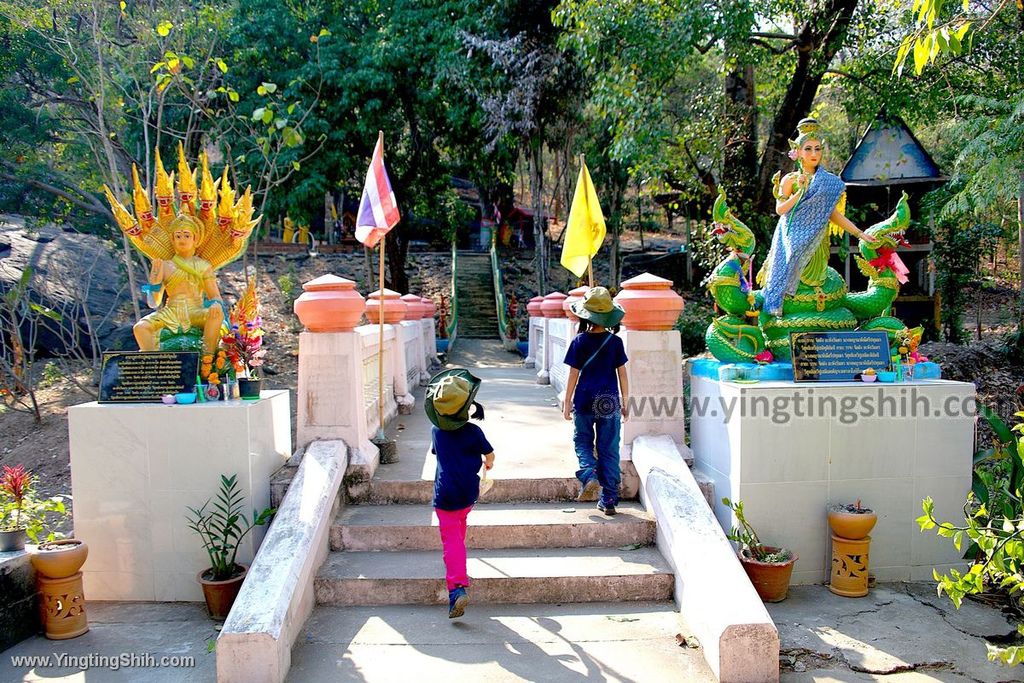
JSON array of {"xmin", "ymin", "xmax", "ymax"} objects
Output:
[
  {"xmin": 758, "ymin": 118, "xmax": 878, "ymax": 317},
  {"xmin": 103, "ymin": 144, "xmax": 260, "ymax": 353}
]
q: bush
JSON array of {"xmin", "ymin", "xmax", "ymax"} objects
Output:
[
  {"xmin": 674, "ymin": 296, "xmax": 714, "ymax": 357},
  {"xmin": 917, "ymin": 406, "xmax": 1024, "ymax": 667}
]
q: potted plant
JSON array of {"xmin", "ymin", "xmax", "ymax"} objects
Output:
[
  {"xmin": 827, "ymin": 499, "xmax": 877, "ymax": 540},
  {"xmin": 187, "ymin": 474, "xmax": 274, "ymax": 620},
  {"xmin": 222, "ymin": 279, "xmax": 266, "ymax": 400},
  {"xmin": 723, "ymin": 497, "xmax": 798, "ymax": 602},
  {"xmin": 0, "ymin": 465, "xmax": 68, "ymax": 552}
]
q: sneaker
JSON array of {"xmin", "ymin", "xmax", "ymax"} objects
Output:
[
  {"xmin": 597, "ymin": 501, "xmax": 617, "ymax": 516},
  {"xmin": 448, "ymin": 586, "xmax": 468, "ymax": 619},
  {"xmin": 578, "ymin": 477, "xmax": 600, "ymax": 502}
]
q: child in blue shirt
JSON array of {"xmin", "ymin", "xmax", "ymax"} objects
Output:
[
  {"xmin": 425, "ymin": 369, "xmax": 495, "ymax": 619},
  {"xmin": 562, "ymin": 287, "xmax": 628, "ymax": 515}
]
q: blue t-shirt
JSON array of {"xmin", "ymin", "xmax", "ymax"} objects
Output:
[
  {"xmin": 563, "ymin": 331, "xmax": 628, "ymax": 416},
  {"xmin": 431, "ymin": 423, "xmax": 494, "ymax": 511}
]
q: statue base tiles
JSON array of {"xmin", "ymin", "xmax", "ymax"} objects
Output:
[{"xmin": 104, "ymin": 144, "xmax": 260, "ymax": 354}]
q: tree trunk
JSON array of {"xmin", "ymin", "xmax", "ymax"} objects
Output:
[
  {"xmin": 1017, "ymin": 172, "xmax": 1024, "ymax": 337},
  {"xmin": 753, "ymin": 0, "xmax": 860, "ymax": 220},
  {"xmin": 385, "ymin": 228, "xmax": 409, "ymax": 294},
  {"xmin": 530, "ymin": 138, "xmax": 547, "ymax": 294},
  {"xmin": 722, "ymin": 65, "xmax": 758, "ymax": 214}
]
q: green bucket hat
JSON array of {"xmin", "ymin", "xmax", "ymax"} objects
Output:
[
  {"xmin": 571, "ymin": 286, "xmax": 625, "ymax": 328},
  {"xmin": 425, "ymin": 368, "xmax": 482, "ymax": 431}
]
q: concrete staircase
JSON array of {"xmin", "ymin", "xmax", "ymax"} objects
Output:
[
  {"xmin": 285, "ymin": 351, "xmax": 718, "ymax": 682},
  {"xmin": 455, "ymin": 252, "xmax": 499, "ymax": 339},
  {"xmin": 316, "ymin": 492, "xmax": 673, "ymax": 607}
]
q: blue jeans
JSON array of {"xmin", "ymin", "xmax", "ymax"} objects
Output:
[{"xmin": 573, "ymin": 412, "xmax": 621, "ymax": 506}]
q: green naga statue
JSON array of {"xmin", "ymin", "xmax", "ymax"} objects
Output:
[{"xmin": 705, "ymin": 119, "xmax": 913, "ymax": 362}]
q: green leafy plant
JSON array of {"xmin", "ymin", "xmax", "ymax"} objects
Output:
[
  {"xmin": 186, "ymin": 474, "xmax": 274, "ymax": 581},
  {"xmin": 722, "ymin": 497, "xmax": 791, "ymax": 564},
  {"xmin": 0, "ymin": 465, "xmax": 68, "ymax": 543},
  {"xmin": 917, "ymin": 405, "xmax": 1024, "ymax": 667}
]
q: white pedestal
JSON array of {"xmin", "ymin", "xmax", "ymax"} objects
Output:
[
  {"xmin": 535, "ymin": 317, "xmax": 550, "ymax": 384},
  {"xmin": 690, "ymin": 375, "xmax": 975, "ymax": 584},
  {"xmin": 547, "ymin": 318, "xmax": 574, "ymax": 397},
  {"xmin": 620, "ymin": 329, "xmax": 686, "ymax": 446},
  {"xmin": 68, "ymin": 391, "xmax": 291, "ymax": 601},
  {"xmin": 525, "ymin": 316, "xmax": 543, "ymax": 368}
]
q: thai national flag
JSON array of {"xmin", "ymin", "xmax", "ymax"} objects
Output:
[{"xmin": 355, "ymin": 134, "xmax": 400, "ymax": 247}]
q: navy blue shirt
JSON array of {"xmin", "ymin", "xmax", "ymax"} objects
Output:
[
  {"xmin": 431, "ymin": 423, "xmax": 494, "ymax": 511},
  {"xmin": 563, "ymin": 331, "xmax": 628, "ymax": 416}
]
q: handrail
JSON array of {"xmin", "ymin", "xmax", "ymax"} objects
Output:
[
  {"xmin": 490, "ymin": 231, "xmax": 510, "ymax": 342},
  {"xmin": 445, "ymin": 240, "xmax": 458, "ymax": 351}
]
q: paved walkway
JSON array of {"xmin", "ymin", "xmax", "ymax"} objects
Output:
[{"xmin": 380, "ymin": 338, "xmax": 577, "ymax": 484}]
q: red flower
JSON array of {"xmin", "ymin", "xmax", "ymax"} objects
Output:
[
  {"xmin": 0, "ymin": 465, "xmax": 30, "ymax": 506},
  {"xmin": 754, "ymin": 350, "xmax": 774, "ymax": 364}
]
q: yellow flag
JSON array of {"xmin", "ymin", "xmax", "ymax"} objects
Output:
[{"xmin": 560, "ymin": 160, "xmax": 606, "ymax": 278}]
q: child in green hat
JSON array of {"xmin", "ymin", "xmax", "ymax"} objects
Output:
[
  {"xmin": 425, "ymin": 368, "xmax": 495, "ymax": 618},
  {"xmin": 562, "ymin": 287, "xmax": 629, "ymax": 516}
]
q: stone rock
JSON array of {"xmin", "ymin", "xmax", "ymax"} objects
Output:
[{"xmin": 0, "ymin": 215, "xmax": 134, "ymax": 355}]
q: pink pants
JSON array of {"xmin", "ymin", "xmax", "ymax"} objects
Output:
[{"xmin": 436, "ymin": 505, "xmax": 472, "ymax": 591}]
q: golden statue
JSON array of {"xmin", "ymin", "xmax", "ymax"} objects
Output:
[{"xmin": 103, "ymin": 144, "xmax": 261, "ymax": 353}]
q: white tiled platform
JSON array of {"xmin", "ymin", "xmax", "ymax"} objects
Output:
[
  {"xmin": 68, "ymin": 390, "xmax": 291, "ymax": 601},
  {"xmin": 690, "ymin": 376, "xmax": 975, "ymax": 584}
]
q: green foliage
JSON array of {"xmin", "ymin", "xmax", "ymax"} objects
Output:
[
  {"xmin": 931, "ymin": 220, "xmax": 1002, "ymax": 343},
  {"xmin": 0, "ymin": 464, "xmax": 69, "ymax": 543},
  {"xmin": 917, "ymin": 407, "xmax": 1024, "ymax": 667},
  {"xmin": 674, "ymin": 296, "xmax": 715, "ymax": 357},
  {"xmin": 186, "ymin": 474, "xmax": 275, "ymax": 581},
  {"xmin": 722, "ymin": 497, "xmax": 791, "ymax": 564},
  {"xmin": 39, "ymin": 361, "xmax": 62, "ymax": 389}
]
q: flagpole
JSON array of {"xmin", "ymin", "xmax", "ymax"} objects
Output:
[
  {"xmin": 377, "ymin": 235, "xmax": 385, "ymax": 439},
  {"xmin": 580, "ymin": 153, "xmax": 594, "ymax": 288}
]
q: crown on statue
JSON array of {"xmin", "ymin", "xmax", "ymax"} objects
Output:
[
  {"xmin": 790, "ymin": 117, "xmax": 827, "ymax": 150},
  {"xmin": 102, "ymin": 144, "xmax": 261, "ymax": 270}
]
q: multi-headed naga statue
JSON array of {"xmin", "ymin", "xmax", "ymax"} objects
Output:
[
  {"xmin": 705, "ymin": 119, "xmax": 912, "ymax": 362},
  {"xmin": 104, "ymin": 144, "xmax": 260, "ymax": 354}
]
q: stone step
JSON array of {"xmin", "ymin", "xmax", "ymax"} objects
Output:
[
  {"xmin": 314, "ymin": 547, "xmax": 674, "ymax": 606},
  {"xmin": 360, "ymin": 472, "xmax": 642, "ymax": 505},
  {"xmin": 287, "ymin": 602, "xmax": 716, "ymax": 683},
  {"xmin": 331, "ymin": 501, "xmax": 655, "ymax": 551}
]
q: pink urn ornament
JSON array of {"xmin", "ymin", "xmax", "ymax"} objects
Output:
[
  {"xmin": 293, "ymin": 274, "xmax": 366, "ymax": 332},
  {"xmin": 420, "ymin": 296, "xmax": 437, "ymax": 319},
  {"xmin": 562, "ymin": 285, "xmax": 589, "ymax": 322},
  {"xmin": 366, "ymin": 288, "xmax": 407, "ymax": 324},
  {"xmin": 526, "ymin": 296, "xmax": 545, "ymax": 317},
  {"xmin": 613, "ymin": 273, "xmax": 684, "ymax": 330},
  {"xmin": 540, "ymin": 291, "xmax": 568, "ymax": 319},
  {"xmin": 400, "ymin": 293, "xmax": 425, "ymax": 320}
]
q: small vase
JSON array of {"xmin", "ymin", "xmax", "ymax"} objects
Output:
[
  {"xmin": 238, "ymin": 378, "xmax": 262, "ymax": 400},
  {"xmin": 0, "ymin": 528, "xmax": 27, "ymax": 552}
]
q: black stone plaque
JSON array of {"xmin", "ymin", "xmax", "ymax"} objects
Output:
[
  {"xmin": 790, "ymin": 331, "xmax": 890, "ymax": 382},
  {"xmin": 99, "ymin": 351, "xmax": 200, "ymax": 403}
]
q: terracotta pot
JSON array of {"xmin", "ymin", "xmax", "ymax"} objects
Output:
[
  {"xmin": 400, "ymin": 293, "xmax": 425, "ymax": 320},
  {"xmin": 562, "ymin": 285, "xmax": 589, "ymax": 322},
  {"xmin": 526, "ymin": 296, "xmax": 544, "ymax": 317},
  {"xmin": 420, "ymin": 297, "xmax": 437, "ymax": 319},
  {"xmin": 614, "ymin": 272, "xmax": 684, "ymax": 331},
  {"xmin": 0, "ymin": 528, "xmax": 26, "ymax": 552},
  {"xmin": 738, "ymin": 547, "xmax": 797, "ymax": 603},
  {"xmin": 198, "ymin": 564, "xmax": 247, "ymax": 620},
  {"xmin": 827, "ymin": 505, "xmax": 877, "ymax": 540},
  {"xmin": 293, "ymin": 274, "xmax": 366, "ymax": 332},
  {"xmin": 540, "ymin": 292, "xmax": 568, "ymax": 319},
  {"xmin": 366, "ymin": 288, "xmax": 407, "ymax": 324},
  {"xmin": 30, "ymin": 539, "xmax": 89, "ymax": 579}
]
